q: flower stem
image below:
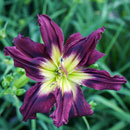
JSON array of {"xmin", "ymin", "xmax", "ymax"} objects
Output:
[
  {"xmin": 31, "ymin": 120, "xmax": 36, "ymax": 130},
  {"xmin": 82, "ymin": 116, "xmax": 90, "ymax": 130}
]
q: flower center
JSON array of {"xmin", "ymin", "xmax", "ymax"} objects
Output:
[{"xmin": 55, "ymin": 57, "xmax": 68, "ymax": 79}]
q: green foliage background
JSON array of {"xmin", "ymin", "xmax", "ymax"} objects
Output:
[{"xmin": 0, "ymin": 0, "xmax": 130, "ymax": 130}]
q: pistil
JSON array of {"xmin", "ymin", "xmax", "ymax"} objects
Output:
[{"xmin": 60, "ymin": 57, "xmax": 68, "ymax": 76}]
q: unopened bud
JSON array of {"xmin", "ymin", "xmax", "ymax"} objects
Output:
[
  {"xmin": 16, "ymin": 89, "xmax": 26, "ymax": 96},
  {"xmin": 0, "ymin": 29, "xmax": 6, "ymax": 39},
  {"xmin": 89, "ymin": 101, "xmax": 97, "ymax": 110}
]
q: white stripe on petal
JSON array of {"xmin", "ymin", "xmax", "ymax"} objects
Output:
[{"xmin": 68, "ymin": 70, "xmax": 92, "ymax": 85}]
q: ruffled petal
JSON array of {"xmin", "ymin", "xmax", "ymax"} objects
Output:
[
  {"xmin": 14, "ymin": 34, "xmax": 49, "ymax": 58},
  {"xmin": 86, "ymin": 49, "xmax": 105, "ymax": 66},
  {"xmin": 63, "ymin": 27, "xmax": 105, "ymax": 70},
  {"xmin": 38, "ymin": 14, "xmax": 64, "ymax": 65},
  {"xmin": 69, "ymin": 86, "xmax": 93, "ymax": 118},
  {"xmin": 64, "ymin": 32, "xmax": 83, "ymax": 52},
  {"xmin": 82, "ymin": 68, "xmax": 127, "ymax": 90},
  {"xmin": 50, "ymin": 88, "xmax": 73, "ymax": 127},
  {"xmin": 4, "ymin": 47, "xmax": 45, "ymax": 81},
  {"xmin": 20, "ymin": 82, "xmax": 56, "ymax": 121}
]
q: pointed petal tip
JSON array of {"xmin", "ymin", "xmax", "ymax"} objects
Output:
[
  {"xmin": 51, "ymin": 119, "xmax": 67, "ymax": 128},
  {"xmin": 38, "ymin": 13, "xmax": 64, "ymax": 56},
  {"xmin": 37, "ymin": 14, "xmax": 49, "ymax": 18},
  {"xmin": 94, "ymin": 26, "xmax": 105, "ymax": 41},
  {"xmin": 86, "ymin": 50, "xmax": 105, "ymax": 66},
  {"xmin": 37, "ymin": 14, "xmax": 40, "ymax": 17},
  {"xmin": 50, "ymin": 89, "xmax": 73, "ymax": 128},
  {"xmin": 50, "ymin": 116, "xmax": 68, "ymax": 128},
  {"xmin": 37, "ymin": 14, "xmax": 43, "ymax": 26},
  {"xmin": 21, "ymin": 113, "xmax": 36, "ymax": 122},
  {"xmin": 123, "ymin": 78, "xmax": 127, "ymax": 83},
  {"xmin": 114, "ymin": 75, "xmax": 127, "ymax": 83},
  {"xmin": 37, "ymin": 14, "xmax": 42, "ymax": 23},
  {"xmin": 95, "ymin": 26, "xmax": 105, "ymax": 38},
  {"xmin": 12, "ymin": 33, "xmax": 49, "ymax": 58},
  {"xmin": 82, "ymin": 69, "xmax": 127, "ymax": 91},
  {"xmin": 86, "ymin": 109, "xmax": 94, "ymax": 116},
  {"xmin": 13, "ymin": 34, "xmax": 22, "ymax": 43},
  {"xmin": 20, "ymin": 83, "xmax": 56, "ymax": 122},
  {"xmin": 101, "ymin": 26, "xmax": 105, "ymax": 30},
  {"xmin": 37, "ymin": 14, "xmax": 42, "ymax": 20},
  {"xmin": 37, "ymin": 14, "xmax": 51, "ymax": 25},
  {"xmin": 4, "ymin": 46, "xmax": 15, "ymax": 56},
  {"xmin": 90, "ymin": 109, "xmax": 94, "ymax": 115}
]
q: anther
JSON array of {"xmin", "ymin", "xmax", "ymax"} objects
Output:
[{"xmin": 61, "ymin": 57, "xmax": 63, "ymax": 62}]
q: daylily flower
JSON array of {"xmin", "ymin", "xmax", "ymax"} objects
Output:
[{"xmin": 4, "ymin": 14, "xmax": 126, "ymax": 127}]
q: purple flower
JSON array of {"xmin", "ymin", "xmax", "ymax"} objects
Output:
[{"xmin": 4, "ymin": 15, "xmax": 126, "ymax": 127}]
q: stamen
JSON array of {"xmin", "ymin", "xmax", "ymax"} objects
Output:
[
  {"xmin": 56, "ymin": 57, "xmax": 68, "ymax": 77},
  {"xmin": 60, "ymin": 57, "xmax": 68, "ymax": 76},
  {"xmin": 61, "ymin": 57, "xmax": 63, "ymax": 62},
  {"xmin": 61, "ymin": 63, "xmax": 68, "ymax": 76},
  {"xmin": 50, "ymin": 82, "xmax": 56, "ymax": 87}
]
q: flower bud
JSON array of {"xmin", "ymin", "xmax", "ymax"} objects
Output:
[
  {"xmin": 2, "ymin": 80, "xmax": 9, "ymax": 89},
  {"xmin": 89, "ymin": 101, "xmax": 97, "ymax": 110},
  {"xmin": 16, "ymin": 89, "xmax": 26, "ymax": 96},
  {"xmin": 0, "ymin": 29, "xmax": 6, "ymax": 39}
]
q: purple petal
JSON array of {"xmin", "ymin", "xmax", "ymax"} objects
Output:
[
  {"xmin": 64, "ymin": 32, "xmax": 83, "ymax": 52},
  {"xmin": 14, "ymin": 34, "xmax": 49, "ymax": 58},
  {"xmin": 82, "ymin": 68, "xmax": 127, "ymax": 90},
  {"xmin": 63, "ymin": 27, "xmax": 105, "ymax": 67},
  {"xmin": 69, "ymin": 86, "xmax": 93, "ymax": 118},
  {"xmin": 38, "ymin": 14, "xmax": 64, "ymax": 56},
  {"xmin": 50, "ymin": 88, "xmax": 73, "ymax": 127},
  {"xmin": 20, "ymin": 82, "xmax": 56, "ymax": 121},
  {"xmin": 86, "ymin": 49, "xmax": 105, "ymax": 66},
  {"xmin": 4, "ymin": 47, "xmax": 44, "ymax": 81}
]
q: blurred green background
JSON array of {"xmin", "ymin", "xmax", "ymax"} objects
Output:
[{"xmin": 0, "ymin": 0, "xmax": 130, "ymax": 130}]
